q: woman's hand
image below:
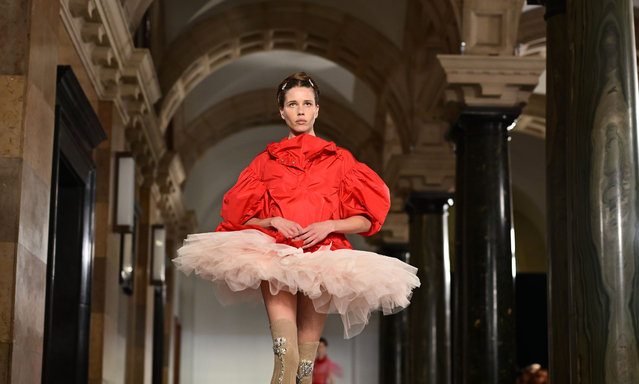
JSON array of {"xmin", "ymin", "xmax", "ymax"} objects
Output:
[
  {"xmin": 270, "ymin": 217, "xmax": 304, "ymax": 239},
  {"xmin": 294, "ymin": 220, "xmax": 336, "ymax": 249},
  {"xmin": 245, "ymin": 216, "xmax": 303, "ymax": 239}
]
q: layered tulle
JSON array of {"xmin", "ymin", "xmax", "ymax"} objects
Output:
[{"xmin": 173, "ymin": 229, "xmax": 420, "ymax": 338}]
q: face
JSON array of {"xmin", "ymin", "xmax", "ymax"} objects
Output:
[
  {"xmin": 280, "ymin": 86, "xmax": 319, "ymax": 137},
  {"xmin": 317, "ymin": 341, "xmax": 327, "ymax": 358}
]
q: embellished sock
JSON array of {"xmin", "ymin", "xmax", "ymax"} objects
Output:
[
  {"xmin": 270, "ymin": 319, "xmax": 299, "ymax": 384},
  {"xmin": 296, "ymin": 341, "xmax": 319, "ymax": 384}
]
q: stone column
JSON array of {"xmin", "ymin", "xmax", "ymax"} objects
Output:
[
  {"xmin": 405, "ymin": 193, "xmax": 452, "ymax": 384},
  {"xmin": 543, "ymin": 0, "xmax": 574, "ymax": 382},
  {"xmin": 546, "ymin": 0, "xmax": 639, "ymax": 381},
  {"xmin": 438, "ymin": 2, "xmax": 545, "ymax": 375},
  {"xmin": 448, "ymin": 107, "xmax": 519, "ymax": 383},
  {"xmin": 379, "ymin": 243, "xmax": 410, "ymax": 384},
  {"xmin": 0, "ymin": 0, "xmax": 59, "ymax": 382}
]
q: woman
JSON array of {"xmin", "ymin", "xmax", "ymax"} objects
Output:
[
  {"xmin": 313, "ymin": 337, "xmax": 343, "ymax": 384},
  {"xmin": 174, "ymin": 72, "xmax": 419, "ymax": 384}
]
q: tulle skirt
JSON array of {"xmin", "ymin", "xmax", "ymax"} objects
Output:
[{"xmin": 173, "ymin": 229, "xmax": 420, "ymax": 338}]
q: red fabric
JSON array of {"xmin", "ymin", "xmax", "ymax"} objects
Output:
[
  {"xmin": 216, "ymin": 134, "xmax": 390, "ymax": 252},
  {"xmin": 312, "ymin": 356, "xmax": 343, "ymax": 384}
]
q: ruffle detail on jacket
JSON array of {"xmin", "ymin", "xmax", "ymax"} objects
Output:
[{"xmin": 173, "ymin": 229, "xmax": 420, "ymax": 338}]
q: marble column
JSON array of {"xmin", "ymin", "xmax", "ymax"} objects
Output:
[
  {"xmin": 0, "ymin": 0, "xmax": 59, "ymax": 382},
  {"xmin": 405, "ymin": 193, "xmax": 452, "ymax": 384},
  {"xmin": 546, "ymin": 0, "xmax": 639, "ymax": 381},
  {"xmin": 544, "ymin": 1, "xmax": 574, "ymax": 382},
  {"xmin": 448, "ymin": 108, "xmax": 519, "ymax": 384},
  {"xmin": 379, "ymin": 243, "xmax": 410, "ymax": 384}
]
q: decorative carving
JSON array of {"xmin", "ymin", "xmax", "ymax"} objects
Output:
[{"xmin": 60, "ymin": 0, "xmax": 194, "ymax": 229}]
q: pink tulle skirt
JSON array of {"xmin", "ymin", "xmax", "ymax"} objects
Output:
[{"xmin": 173, "ymin": 229, "xmax": 420, "ymax": 338}]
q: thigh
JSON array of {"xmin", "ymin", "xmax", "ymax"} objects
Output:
[
  {"xmin": 261, "ymin": 281, "xmax": 297, "ymax": 323},
  {"xmin": 296, "ymin": 294, "xmax": 327, "ymax": 343}
]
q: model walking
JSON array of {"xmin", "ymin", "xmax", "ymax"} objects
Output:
[{"xmin": 174, "ymin": 72, "xmax": 420, "ymax": 384}]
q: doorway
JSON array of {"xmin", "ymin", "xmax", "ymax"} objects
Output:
[{"xmin": 42, "ymin": 66, "xmax": 106, "ymax": 383}]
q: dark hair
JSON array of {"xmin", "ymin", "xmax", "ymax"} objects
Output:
[
  {"xmin": 276, "ymin": 72, "xmax": 320, "ymax": 108},
  {"xmin": 319, "ymin": 337, "xmax": 328, "ymax": 346}
]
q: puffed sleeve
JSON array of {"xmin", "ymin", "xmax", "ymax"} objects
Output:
[
  {"xmin": 220, "ymin": 158, "xmax": 268, "ymax": 226},
  {"xmin": 338, "ymin": 161, "xmax": 391, "ymax": 236}
]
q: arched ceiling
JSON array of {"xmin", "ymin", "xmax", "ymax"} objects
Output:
[
  {"xmin": 181, "ymin": 50, "xmax": 377, "ymax": 128},
  {"xmin": 163, "ymin": 0, "xmax": 408, "ymax": 49},
  {"xmin": 157, "ymin": 1, "xmax": 404, "ymax": 135}
]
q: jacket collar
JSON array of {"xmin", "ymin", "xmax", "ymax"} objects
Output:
[{"xmin": 267, "ymin": 134, "xmax": 337, "ymax": 164}]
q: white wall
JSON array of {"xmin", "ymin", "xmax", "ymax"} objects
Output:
[{"xmin": 178, "ymin": 274, "xmax": 380, "ymax": 383}]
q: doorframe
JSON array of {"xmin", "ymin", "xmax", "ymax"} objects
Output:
[{"xmin": 42, "ymin": 66, "xmax": 106, "ymax": 382}]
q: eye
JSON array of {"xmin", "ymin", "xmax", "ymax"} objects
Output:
[
  {"xmin": 305, "ymin": 102, "xmax": 312, "ymax": 106},
  {"xmin": 288, "ymin": 102, "xmax": 296, "ymax": 107}
]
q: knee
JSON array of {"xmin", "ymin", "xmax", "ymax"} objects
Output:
[{"xmin": 273, "ymin": 336, "xmax": 299, "ymax": 366}]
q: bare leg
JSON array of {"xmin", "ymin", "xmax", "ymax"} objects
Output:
[
  {"xmin": 261, "ymin": 281, "xmax": 297, "ymax": 323},
  {"xmin": 296, "ymin": 293, "xmax": 327, "ymax": 343},
  {"xmin": 262, "ymin": 281, "xmax": 299, "ymax": 384}
]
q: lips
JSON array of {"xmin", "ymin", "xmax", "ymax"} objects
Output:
[{"xmin": 296, "ymin": 119, "xmax": 307, "ymax": 124}]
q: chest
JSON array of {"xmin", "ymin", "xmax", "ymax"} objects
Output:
[{"xmin": 261, "ymin": 155, "xmax": 343, "ymax": 195}]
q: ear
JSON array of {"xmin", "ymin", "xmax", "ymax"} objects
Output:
[
  {"xmin": 280, "ymin": 108, "xmax": 285, "ymax": 120},
  {"xmin": 315, "ymin": 104, "xmax": 320, "ymax": 118}
]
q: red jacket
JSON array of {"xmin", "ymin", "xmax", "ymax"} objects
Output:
[{"xmin": 216, "ymin": 134, "xmax": 390, "ymax": 251}]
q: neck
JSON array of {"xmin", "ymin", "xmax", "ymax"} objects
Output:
[{"xmin": 288, "ymin": 128, "xmax": 316, "ymax": 138}]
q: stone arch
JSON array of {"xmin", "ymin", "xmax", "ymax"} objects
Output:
[
  {"xmin": 176, "ymin": 89, "xmax": 381, "ymax": 178},
  {"xmin": 157, "ymin": 2, "xmax": 404, "ymax": 143}
]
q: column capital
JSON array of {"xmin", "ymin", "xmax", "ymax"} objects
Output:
[
  {"xmin": 437, "ymin": 54, "xmax": 545, "ymax": 107},
  {"xmin": 405, "ymin": 192, "xmax": 453, "ymax": 215},
  {"xmin": 447, "ymin": 106, "xmax": 522, "ymax": 147}
]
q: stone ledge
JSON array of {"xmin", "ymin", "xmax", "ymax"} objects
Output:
[{"xmin": 437, "ymin": 54, "xmax": 545, "ymax": 107}]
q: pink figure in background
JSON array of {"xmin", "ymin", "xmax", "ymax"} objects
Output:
[{"xmin": 313, "ymin": 337, "xmax": 343, "ymax": 384}]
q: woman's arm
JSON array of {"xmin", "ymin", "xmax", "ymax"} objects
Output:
[{"xmin": 294, "ymin": 215, "xmax": 371, "ymax": 248}]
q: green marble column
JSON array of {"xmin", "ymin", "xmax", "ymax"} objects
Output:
[
  {"xmin": 449, "ymin": 108, "xmax": 519, "ymax": 384},
  {"xmin": 554, "ymin": 0, "xmax": 639, "ymax": 382},
  {"xmin": 379, "ymin": 243, "xmax": 410, "ymax": 384},
  {"xmin": 405, "ymin": 193, "xmax": 452, "ymax": 384}
]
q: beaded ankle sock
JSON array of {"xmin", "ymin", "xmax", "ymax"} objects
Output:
[
  {"xmin": 296, "ymin": 341, "xmax": 319, "ymax": 384},
  {"xmin": 270, "ymin": 319, "xmax": 299, "ymax": 384}
]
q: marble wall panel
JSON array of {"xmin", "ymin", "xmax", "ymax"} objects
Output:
[
  {"xmin": 0, "ymin": 75, "xmax": 25, "ymax": 158},
  {"xmin": 24, "ymin": 0, "xmax": 59, "ymax": 106},
  {"xmin": 21, "ymin": 81, "xmax": 55, "ymax": 187},
  {"xmin": 0, "ymin": 340, "xmax": 9, "ymax": 384},
  {"xmin": 0, "ymin": 0, "xmax": 28, "ymax": 75},
  {"xmin": 0, "ymin": 158, "xmax": 22, "ymax": 243},
  {"xmin": 0, "ymin": 242, "xmax": 16, "ymax": 344},
  {"xmin": 10, "ymin": 245, "xmax": 46, "ymax": 383},
  {"xmin": 17, "ymin": 161, "xmax": 50, "ymax": 264},
  {"xmin": 10, "ymin": 346, "xmax": 41, "ymax": 384}
]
